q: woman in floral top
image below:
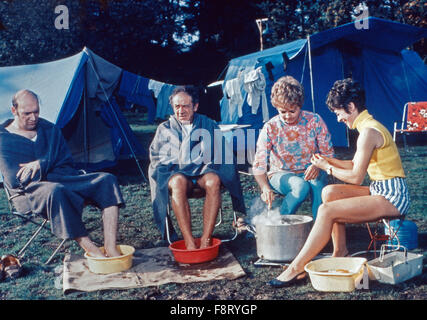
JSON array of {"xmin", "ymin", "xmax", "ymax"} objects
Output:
[{"xmin": 253, "ymin": 76, "xmax": 334, "ymax": 219}]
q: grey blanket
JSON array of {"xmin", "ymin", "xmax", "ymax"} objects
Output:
[
  {"xmin": 148, "ymin": 114, "xmax": 246, "ymax": 240},
  {"xmin": 0, "ymin": 118, "xmax": 124, "ymax": 239}
]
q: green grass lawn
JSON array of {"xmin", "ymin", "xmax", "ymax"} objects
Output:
[{"xmin": 0, "ymin": 113, "xmax": 425, "ymax": 301}]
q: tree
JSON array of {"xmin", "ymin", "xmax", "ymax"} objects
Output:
[
  {"xmin": 0, "ymin": 0, "xmax": 265, "ymax": 84},
  {"xmin": 257, "ymin": 0, "xmax": 426, "ymax": 59},
  {"xmin": 2, "ymin": 1, "xmax": 422, "ymax": 85},
  {"xmin": 0, "ymin": 1, "xmax": 195, "ymax": 64}
]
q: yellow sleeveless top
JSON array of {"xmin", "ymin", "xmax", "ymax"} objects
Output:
[{"xmin": 352, "ymin": 110, "xmax": 405, "ymax": 180}]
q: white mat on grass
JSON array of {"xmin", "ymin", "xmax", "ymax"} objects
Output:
[{"xmin": 62, "ymin": 246, "xmax": 245, "ymax": 293}]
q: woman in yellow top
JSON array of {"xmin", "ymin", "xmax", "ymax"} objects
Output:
[{"xmin": 269, "ymin": 78, "xmax": 410, "ymax": 287}]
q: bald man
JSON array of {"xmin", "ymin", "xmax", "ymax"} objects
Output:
[{"xmin": 0, "ymin": 89, "xmax": 125, "ymax": 258}]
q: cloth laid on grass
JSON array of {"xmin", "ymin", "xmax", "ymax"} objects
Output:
[{"xmin": 62, "ymin": 246, "xmax": 245, "ymax": 293}]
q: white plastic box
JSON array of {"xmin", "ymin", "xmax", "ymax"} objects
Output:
[{"xmin": 368, "ymin": 250, "xmax": 423, "ymax": 284}]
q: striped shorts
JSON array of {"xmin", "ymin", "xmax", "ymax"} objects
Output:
[{"xmin": 369, "ymin": 177, "xmax": 410, "ymax": 215}]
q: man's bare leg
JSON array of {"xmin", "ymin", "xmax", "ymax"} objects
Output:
[
  {"xmin": 169, "ymin": 174, "xmax": 197, "ymax": 250},
  {"xmin": 74, "ymin": 205, "xmax": 121, "ymax": 258},
  {"xmin": 102, "ymin": 205, "xmax": 121, "ymax": 257},
  {"xmin": 75, "ymin": 236, "xmax": 105, "ymax": 257},
  {"xmin": 197, "ymin": 173, "xmax": 221, "ymax": 249}
]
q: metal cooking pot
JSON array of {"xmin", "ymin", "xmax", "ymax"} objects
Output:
[{"xmin": 247, "ymin": 215, "xmax": 313, "ymax": 262}]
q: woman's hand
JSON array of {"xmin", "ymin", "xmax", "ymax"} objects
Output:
[
  {"xmin": 304, "ymin": 164, "xmax": 320, "ymax": 181},
  {"xmin": 260, "ymin": 186, "xmax": 275, "ymax": 209},
  {"xmin": 310, "ymin": 154, "xmax": 329, "ymax": 171}
]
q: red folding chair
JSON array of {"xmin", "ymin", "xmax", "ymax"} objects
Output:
[{"xmin": 393, "ymin": 102, "xmax": 427, "ymax": 150}]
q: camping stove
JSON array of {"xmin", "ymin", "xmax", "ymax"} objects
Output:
[{"xmin": 253, "ymin": 258, "xmax": 289, "ymax": 268}]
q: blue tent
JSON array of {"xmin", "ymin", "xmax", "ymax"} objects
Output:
[
  {"xmin": 220, "ymin": 17, "xmax": 427, "ymax": 148},
  {"xmin": 0, "ymin": 48, "xmax": 146, "ymax": 178}
]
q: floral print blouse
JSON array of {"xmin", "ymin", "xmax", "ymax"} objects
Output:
[{"xmin": 252, "ymin": 110, "xmax": 334, "ymax": 176}]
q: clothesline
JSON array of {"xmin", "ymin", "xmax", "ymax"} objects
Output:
[
  {"xmin": 119, "ymin": 68, "xmax": 271, "ymax": 126},
  {"xmin": 222, "ymin": 66, "xmax": 270, "ymax": 124},
  {"xmin": 118, "ymin": 70, "xmax": 183, "ymax": 124},
  {"xmin": 117, "ymin": 70, "xmax": 226, "ymax": 124}
]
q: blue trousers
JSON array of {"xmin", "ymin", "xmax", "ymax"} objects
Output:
[{"xmin": 269, "ymin": 170, "xmax": 328, "ymax": 220}]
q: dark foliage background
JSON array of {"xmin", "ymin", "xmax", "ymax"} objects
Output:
[
  {"xmin": 0, "ymin": 0, "xmax": 425, "ymax": 85},
  {"xmin": 0, "ymin": 0, "xmax": 261, "ymax": 84}
]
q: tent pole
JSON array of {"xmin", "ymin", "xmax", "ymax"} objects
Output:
[
  {"xmin": 340, "ymin": 50, "xmax": 350, "ymax": 148},
  {"xmin": 300, "ymin": 44, "xmax": 308, "ymax": 84},
  {"xmin": 401, "ymin": 56, "xmax": 413, "ymax": 103},
  {"xmin": 307, "ymin": 35, "xmax": 316, "ymax": 113},
  {"xmin": 85, "ymin": 52, "xmax": 148, "ymax": 183},
  {"xmin": 83, "ymin": 84, "xmax": 88, "ymax": 168},
  {"xmin": 107, "ymin": 98, "xmax": 148, "ymax": 183},
  {"xmin": 216, "ymin": 63, "xmax": 229, "ymax": 82},
  {"xmin": 256, "ymin": 18, "xmax": 268, "ymax": 51}
]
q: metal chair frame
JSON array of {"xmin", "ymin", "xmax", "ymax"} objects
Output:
[
  {"xmin": 3, "ymin": 184, "xmax": 67, "ymax": 265},
  {"xmin": 363, "ymin": 217, "xmax": 404, "ymax": 258}
]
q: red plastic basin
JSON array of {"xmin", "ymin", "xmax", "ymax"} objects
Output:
[{"xmin": 169, "ymin": 238, "xmax": 222, "ymax": 264}]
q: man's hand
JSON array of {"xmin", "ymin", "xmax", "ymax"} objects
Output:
[
  {"xmin": 260, "ymin": 185, "xmax": 275, "ymax": 209},
  {"xmin": 16, "ymin": 160, "xmax": 41, "ymax": 184},
  {"xmin": 304, "ymin": 164, "xmax": 320, "ymax": 181}
]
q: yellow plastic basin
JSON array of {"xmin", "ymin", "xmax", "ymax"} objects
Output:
[
  {"xmin": 304, "ymin": 257, "xmax": 367, "ymax": 292},
  {"xmin": 84, "ymin": 245, "xmax": 135, "ymax": 274}
]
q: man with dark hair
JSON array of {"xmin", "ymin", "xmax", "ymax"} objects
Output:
[
  {"xmin": 149, "ymin": 86, "xmax": 245, "ymax": 250},
  {"xmin": 269, "ymin": 78, "xmax": 410, "ymax": 287},
  {"xmin": 0, "ymin": 89, "xmax": 125, "ymax": 258}
]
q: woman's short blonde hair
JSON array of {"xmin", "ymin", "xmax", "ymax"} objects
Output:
[{"xmin": 270, "ymin": 76, "xmax": 304, "ymax": 108}]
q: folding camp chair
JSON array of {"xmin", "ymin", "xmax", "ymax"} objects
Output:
[
  {"xmin": 165, "ymin": 185, "xmax": 239, "ymax": 245},
  {"xmin": 2, "ymin": 183, "xmax": 67, "ymax": 265},
  {"xmin": 393, "ymin": 101, "xmax": 427, "ymax": 150},
  {"xmin": 365, "ymin": 216, "xmax": 404, "ymax": 258}
]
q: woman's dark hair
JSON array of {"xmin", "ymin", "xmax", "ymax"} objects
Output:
[
  {"xmin": 326, "ymin": 78, "xmax": 366, "ymax": 113},
  {"xmin": 169, "ymin": 85, "xmax": 199, "ymax": 106}
]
